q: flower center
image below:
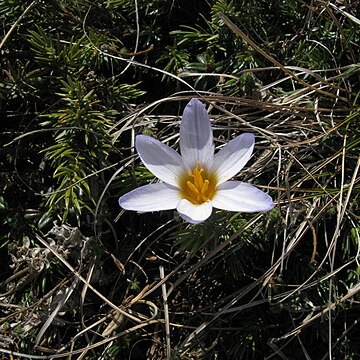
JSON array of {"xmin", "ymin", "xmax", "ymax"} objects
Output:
[{"xmin": 180, "ymin": 164, "xmax": 217, "ymax": 205}]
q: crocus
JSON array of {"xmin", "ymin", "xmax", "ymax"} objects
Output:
[{"xmin": 119, "ymin": 98, "xmax": 273, "ymax": 224}]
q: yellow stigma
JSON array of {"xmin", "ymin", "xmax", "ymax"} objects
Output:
[{"xmin": 180, "ymin": 164, "xmax": 217, "ymax": 205}]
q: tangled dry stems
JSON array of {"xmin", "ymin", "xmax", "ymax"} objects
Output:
[
  {"xmin": 2, "ymin": 68, "xmax": 358, "ymax": 357},
  {"xmin": 1, "ymin": 2, "xmax": 359, "ymax": 359}
]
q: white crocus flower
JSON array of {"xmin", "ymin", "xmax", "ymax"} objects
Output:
[{"xmin": 119, "ymin": 98, "xmax": 273, "ymax": 224}]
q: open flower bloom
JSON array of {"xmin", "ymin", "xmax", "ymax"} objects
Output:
[{"xmin": 119, "ymin": 98, "xmax": 273, "ymax": 224}]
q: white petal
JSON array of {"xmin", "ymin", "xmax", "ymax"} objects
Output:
[
  {"xmin": 119, "ymin": 183, "xmax": 181, "ymax": 212},
  {"xmin": 136, "ymin": 135, "xmax": 184, "ymax": 187},
  {"xmin": 212, "ymin": 181, "xmax": 274, "ymax": 213},
  {"xmin": 213, "ymin": 133, "xmax": 255, "ymax": 184},
  {"xmin": 180, "ymin": 98, "xmax": 214, "ymax": 172},
  {"xmin": 176, "ymin": 199, "xmax": 213, "ymax": 224}
]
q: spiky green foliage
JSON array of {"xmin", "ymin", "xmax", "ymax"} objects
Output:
[
  {"xmin": 40, "ymin": 76, "xmax": 112, "ymax": 222},
  {"xmin": 0, "ymin": 0, "xmax": 359, "ymax": 359}
]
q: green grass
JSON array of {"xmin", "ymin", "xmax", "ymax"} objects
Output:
[{"xmin": 0, "ymin": 0, "xmax": 359, "ymax": 358}]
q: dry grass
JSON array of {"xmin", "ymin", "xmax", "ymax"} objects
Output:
[{"xmin": 1, "ymin": 1, "xmax": 359, "ymax": 359}]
